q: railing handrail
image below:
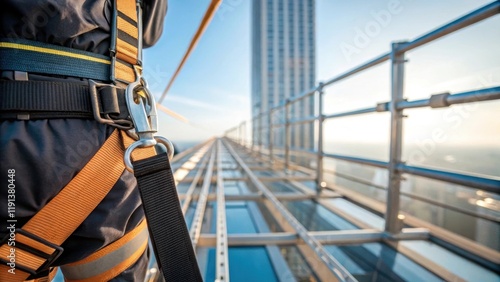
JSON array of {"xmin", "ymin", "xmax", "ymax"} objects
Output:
[{"xmin": 255, "ymin": 1, "xmax": 500, "ymax": 116}]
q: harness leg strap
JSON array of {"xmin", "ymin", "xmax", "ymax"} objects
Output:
[{"xmin": 61, "ymin": 220, "xmax": 149, "ymax": 282}]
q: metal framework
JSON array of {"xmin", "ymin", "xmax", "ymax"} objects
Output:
[
  {"xmin": 222, "ymin": 138, "xmax": 356, "ymax": 282},
  {"xmin": 147, "ymin": 2, "xmax": 500, "ymax": 281},
  {"xmin": 220, "ymin": 1, "xmax": 500, "ymax": 280}
]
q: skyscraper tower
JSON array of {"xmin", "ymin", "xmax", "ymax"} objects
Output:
[{"xmin": 252, "ymin": 0, "xmax": 316, "ymax": 149}]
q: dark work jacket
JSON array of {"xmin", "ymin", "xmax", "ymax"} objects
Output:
[
  {"xmin": 0, "ymin": 0, "xmax": 167, "ymax": 53},
  {"xmin": 0, "ymin": 1, "xmax": 167, "ymax": 280}
]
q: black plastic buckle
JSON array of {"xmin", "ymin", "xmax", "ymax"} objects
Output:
[
  {"xmin": 0, "ymin": 228, "xmax": 63, "ymax": 276},
  {"xmin": 89, "ymin": 80, "xmax": 133, "ymax": 130}
]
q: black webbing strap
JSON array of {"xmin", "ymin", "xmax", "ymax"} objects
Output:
[
  {"xmin": 133, "ymin": 153, "xmax": 203, "ymax": 282},
  {"xmin": 0, "ymin": 81, "xmax": 129, "ymax": 120}
]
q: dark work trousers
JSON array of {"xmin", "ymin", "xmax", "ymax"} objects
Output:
[{"xmin": 0, "ymin": 85, "xmax": 149, "ymax": 281}]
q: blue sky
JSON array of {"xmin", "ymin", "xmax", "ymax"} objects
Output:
[{"xmin": 144, "ymin": 0, "xmax": 499, "ymax": 146}]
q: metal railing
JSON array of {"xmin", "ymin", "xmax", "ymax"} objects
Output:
[{"xmin": 225, "ymin": 0, "xmax": 500, "ymax": 258}]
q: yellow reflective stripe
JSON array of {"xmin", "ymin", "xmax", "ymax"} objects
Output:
[
  {"xmin": 0, "ymin": 42, "xmax": 111, "ymax": 65},
  {"xmin": 61, "ymin": 220, "xmax": 149, "ymax": 281}
]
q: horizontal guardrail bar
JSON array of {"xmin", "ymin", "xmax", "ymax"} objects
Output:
[
  {"xmin": 286, "ymin": 88, "xmax": 317, "ymax": 105},
  {"xmin": 447, "ymin": 86, "xmax": 500, "ymax": 105},
  {"xmin": 268, "ymin": 88, "xmax": 317, "ymax": 113},
  {"xmin": 324, "ymin": 153, "xmax": 388, "ymax": 169},
  {"xmin": 289, "ymin": 147, "xmax": 317, "ymax": 157},
  {"xmin": 397, "ymin": 163, "xmax": 500, "ymax": 194},
  {"xmin": 401, "ymin": 191, "xmax": 500, "ymax": 223},
  {"xmin": 325, "ymin": 169, "xmax": 499, "ymax": 222},
  {"xmin": 288, "ymin": 115, "xmax": 318, "ymax": 125},
  {"xmin": 397, "ymin": 86, "xmax": 500, "ymax": 110},
  {"xmin": 323, "ymin": 53, "xmax": 391, "ymax": 87},
  {"xmin": 397, "ymin": 1, "xmax": 500, "ymax": 54}
]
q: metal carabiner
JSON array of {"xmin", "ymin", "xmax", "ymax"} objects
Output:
[{"xmin": 123, "ymin": 66, "xmax": 174, "ymax": 172}]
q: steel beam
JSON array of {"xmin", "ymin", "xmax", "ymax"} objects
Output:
[
  {"xmin": 181, "ymin": 144, "xmax": 212, "ymax": 215},
  {"xmin": 215, "ymin": 140, "xmax": 230, "ymax": 282},
  {"xmin": 197, "ymin": 228, "xmax": 428, "ymax": 247},
  {"xmin": 189, "ymin": 146, "xmax": 216, "ymax": 249},
  {"xmin": 179, "ymin": 193, "xmax": 341, "ymax": 202}
]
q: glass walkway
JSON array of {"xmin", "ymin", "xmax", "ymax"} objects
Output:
[{"xmin": 142, "ymin": 137, "xmax": 499, "ymax": 282}]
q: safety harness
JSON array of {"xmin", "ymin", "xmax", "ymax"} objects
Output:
[{"xmin": 0, "ymin": 1, "xmax": 202, "ymax": 282}]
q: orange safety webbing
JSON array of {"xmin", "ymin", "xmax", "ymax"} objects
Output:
[
  {"xmin": 0, "ymin": 1, "xmax": 146, "ymax": 280},
  {"xmin": 0, "ymin": 130, "xmax": 155, "ymax": 281},
  {"xmin": 26, "ymin": 267, "xmax": 58, "ymax": 282},
  {"xmin": 0, "ymin": 130, "xmax": 123, "ymax": 281},
  {"xmin": 61, "ymin": 220, "xmax": 148, "ymax": 282},
  {"xmin": 114, "ymin": 0, "xmax": 140, "ymax": 83}
]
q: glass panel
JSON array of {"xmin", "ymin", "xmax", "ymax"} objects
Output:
[
  {"xmin": 267, "ymin": 181, "xmax": 300, "ymax": 193},
  {"xmin": 401, "ymin": 241, "xmax": 500, "ymax": 282},
  {"xmin": 400, "ymin": 175, "xmax": 500, "ymax": 250},
  {"xmin": 222, "ymin": 169, "xmax": 243, "ymax": 178},
  {"xmin": 282, "ymin": 200, "xmax": 358, "ymax": 231},
  {"xmin": 224, "ymin": 181, "xmax": 253, "ymax": 196},
  {"xmin": 324, "ymin": 243, "xmax": 441, "ymax": 282},
  {"xmin": 226, "ymin": 203, "xmax": 259, "ymax": 234},
  {"xmin": 298, "ymin": 180, "xmax": 318, "ymax": 192},
  {"xmin": 200, "ymin": 247, "xmax": 216, "ymax": 281},
  {"xmin": 202, "ymin": 202, "xmax": 216, "ymax": 234},
  {"xmin": 185, "ymin": 204, "xmax": 197, "ymax": 228},
  {"xmin": 254, "ymin": 170, "xmax": 275, "ymax": 177},
  {"xmin": 322, "ymin": 158, "xmax": 388, "ymax": 204},
  {"xmin": 280, "ymin": 246, "xmax": 319, "ymax": 282},
  {"xmin": 324, "ymin": 198, "xmax": 385, "ymax": 230},
  {"xmin": 228, "ymin": 247, "xmax": 279, "ymax": 282},
  {"xmin": 176, "ymin": 182, "xmax": 191, "ymax": 194}
]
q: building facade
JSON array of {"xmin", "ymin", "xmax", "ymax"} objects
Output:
[{"xmin": 251, "ymin": 0, "xmax": 316, "ymax": 150}]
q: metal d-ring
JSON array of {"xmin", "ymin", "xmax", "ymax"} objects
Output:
[
  {"xmin": 155, "ymin": 136, "xmax": 175, "ymax": 160},
  {"xmin": 124, "ymin": 137, "xmax": 175, "ymax": 173}
]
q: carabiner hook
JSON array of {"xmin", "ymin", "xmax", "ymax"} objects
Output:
[{"xmin": 123, "ymin": 66, "xmax": 174, "ymax": 172}]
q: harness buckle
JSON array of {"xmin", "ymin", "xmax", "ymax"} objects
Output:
[
  {"xmin": 0, "ymin": 228, "xmax": 63, "ymax": 277},
  {"xmin": 89, "ymin": 80, "xmax": 134, "ymax": 130},
  {"xmin": 123, "ymin": 65, "xmax": 174, "ymax": 172}
]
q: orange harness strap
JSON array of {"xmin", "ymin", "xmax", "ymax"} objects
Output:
[
  {"xmin": 61, "ymin": 220, "xmax": 148, "ymax": 282},
  {"xmin": 0, "ymin": 130, "xmax": 124, "ymax": 281},
  {"xmin": 26, "ymin": 267, "xmax": 58, "ymax": 282},
  {"xmin": 113, "ymin": 0, "xmax": 141, "ymax": 83},
  {"xmin": 0, "ymin": 130, "xmax": 155, "ymax": 282}
]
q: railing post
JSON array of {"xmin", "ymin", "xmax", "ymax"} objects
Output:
[
  {"xmin": 386, "ymin": 41, "xmax": 407, "ymax": 234},
  {"xmin": 268, "ymin": 110, "xmax": 274, "ymax": 164},
  {"xmin": 253, "ymin": 117, "xmax": 257, "ymax": 151},
  {"xmin": 317, "ymin": 83, "xmax": 325, "ymax": 193},
  {"xmin": 285, "ymin": 99, "xmax": 291, "ymax": 173},
  {"xmin": 258, "ymin": 112, "xmax": 263, "ymax": 157}
]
